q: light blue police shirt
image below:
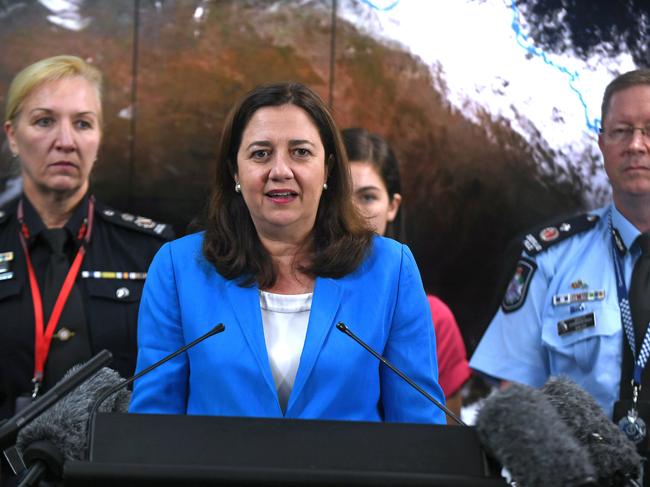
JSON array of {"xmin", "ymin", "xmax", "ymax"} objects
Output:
[{"xmin": 470, "ymin": 203, "xmax": 643, "ymax": 418}]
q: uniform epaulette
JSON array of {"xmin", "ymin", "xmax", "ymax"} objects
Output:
[
  {"xmin": 0, "ymin": 198, "xmax": 18, "ymax": 226},
  {"xmin": 0, "ymin": 209, "xmax": 11, "ymax": 226},
  {"xmin": 522, "ymin": 213, "xmax": 599, "ymax": 257},
  {"xmin": 95, "ymin": 201, "xmax": 174, "ymax": 240}
]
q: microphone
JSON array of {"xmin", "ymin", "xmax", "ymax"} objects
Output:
[
  {"xmin": 14, "ymin": 366, "xmax": 128, "ymax": 486},
  {"xmin": 541, "ymin": 376, "xmax": 642, "ymax": 486},
  {"xmin": 335, "ymin": 322, "xmax": 465, "ymax": 425},
  {"xmin": 12, "ymin": 323, "xmax": 225, "ymax": 485},
  {"xmin": 0, "ymin": 349, "xmax": 112, "ymax": 450},
  {"xmin": 85, "ymin": 323, "xmax": 226, "ymax": 458},
  {"xmin": 475, "ymin": 383, "xmax": 598, "ymax": 487}
]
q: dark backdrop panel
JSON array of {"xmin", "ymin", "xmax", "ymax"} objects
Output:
[
  {"xmin": 0, "ymin": 0, "xmax": 136, "ymax": 211},
  {"xmin": 332, "ymin": 1, "xmax": 585, "ymax": 350},
  {"xmin": 0, "ymin": 0, "xmax": 644, "ymax": 350},
  {"xmin": 130, "ymin": 0, "xmax": 335, "ymax": 234}
]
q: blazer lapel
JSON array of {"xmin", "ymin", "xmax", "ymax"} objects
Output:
[
  {"xmin": 223, "ymin": 280, "xmax": 278, "ymax": 401},
  {"xmin": 286, "ymin": 276, "xmax": 342, "ymax": 413}
]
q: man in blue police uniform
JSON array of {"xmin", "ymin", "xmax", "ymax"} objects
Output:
[{"xmin": 471, "ymin": 69, "xmax": 650, "ymax": 457}]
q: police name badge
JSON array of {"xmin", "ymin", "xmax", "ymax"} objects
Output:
[{"xmin": 557, "ymin": 312, "xmax": 596, "ymax": 336}]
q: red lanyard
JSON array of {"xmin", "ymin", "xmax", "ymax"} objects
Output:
[{"xmin": 17, "ymin": 197, "xmax": 95, "ymax": 396}]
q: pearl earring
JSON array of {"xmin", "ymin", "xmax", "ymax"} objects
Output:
[
  {"xmin": 323, "ymin": 183, "xmax": 328, "ymax": 190},
  {"xmin": 235, "ymin": 182, "xmax": 241, "ymax": 193}
]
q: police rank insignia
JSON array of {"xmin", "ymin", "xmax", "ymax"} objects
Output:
[
  {"xmin": 96, "ymin": 201, "xmax": 174, "ymax": 240},
  {"xmin": 539, "ymin": 226, "xmax": 560, "ymax": 242},
  {"xmin": 502, "ymin": 257, "xmax": 537, "ymax": 313},
  {"xmin": 522, "ymin": 213, "xmax": 599, "ymax": 256}
]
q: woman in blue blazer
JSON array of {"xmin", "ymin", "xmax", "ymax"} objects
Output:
[{"xmin": 129, "ymin": 82, "xmax": 446, "ymax": 424}]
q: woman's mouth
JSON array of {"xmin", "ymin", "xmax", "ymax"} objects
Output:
[{"xmin": 266, "ymin": 189, "xmax": 298, "ymax": 203}]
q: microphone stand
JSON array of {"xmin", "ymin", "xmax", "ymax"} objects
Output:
[
  {"xmin": 336, "ymin": 322, "xmax": 466, "ymax": 426},
  {"xmin": 85, "ymin": 323, "xmax": 225, "ymax": 459}
]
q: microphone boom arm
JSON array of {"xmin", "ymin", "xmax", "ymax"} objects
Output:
[
  {"xmin": 336, "ymin": 322, "xmax": 466, "ymax": 426},
  {"xmin": 85, "ymin": 323, "xmax": 225, "ymax": 459}
]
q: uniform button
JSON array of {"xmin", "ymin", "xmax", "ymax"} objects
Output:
[{"xmin": 116, "ymin": 287, "xmax": 130, "ymax": 299}]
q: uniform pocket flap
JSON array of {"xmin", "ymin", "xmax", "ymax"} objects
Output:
[
  {"xmin": 85, "ymin": 279, "xmax": 142, "ymax": 303},
  {"xmin": 542, "ymin": 304, "xmax": 620, "ymax": 349}
]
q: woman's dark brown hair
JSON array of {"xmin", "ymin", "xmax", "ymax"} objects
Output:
[{"xmin": 203, "ymin": 82, "xmax": 372, "ymax": 287}]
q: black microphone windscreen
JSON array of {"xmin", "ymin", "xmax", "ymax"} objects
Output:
[
  {"xmin": 541, "ymin": 376, "xmax": 642, "ymax": 484},
  {"xmin": 476, "ymin": 383, "xmax": 597, "ymax": 487},
  {"xmin": 16, "ymin": 366, "xmax": 129, "ymax": 461}
]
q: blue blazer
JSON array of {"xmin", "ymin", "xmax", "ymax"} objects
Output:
[{"xmin": 129, "ymin": 233, "xmax": 446, "ymax": 424}]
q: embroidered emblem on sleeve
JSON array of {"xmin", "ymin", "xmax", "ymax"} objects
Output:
[{"xmin": 502, "ymin": 257, "xmax": 537, "ymax": 313}]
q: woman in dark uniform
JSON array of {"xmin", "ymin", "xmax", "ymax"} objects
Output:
[{"xmin": 0, "ymin": 55, "xmax": 173, "ymax": 420}]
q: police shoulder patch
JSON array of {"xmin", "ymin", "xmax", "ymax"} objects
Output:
[
  {"xmin": 521, "ymin": 213, "xmax": 599, "ymax": 257},
  {"xmin": 502, "ymin": 257, "xmax": 537, "ymax": 313},
  {"xmin": 94, "ymin": 200, "xmax": 174, "ymax": 240}
]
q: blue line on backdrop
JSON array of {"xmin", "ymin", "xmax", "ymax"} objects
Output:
[
  {"xmin": 509, "ymin": 0, "xmax": 600, "ymax": 134},
  {"xmin": 359, "ymin": 0, "xmax": 400, "ymax": 12},
  {"xmin": 362, "ymin": 0, "xmax": 600, "ymax": 134}
]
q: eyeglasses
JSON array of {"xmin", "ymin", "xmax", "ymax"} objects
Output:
[{"xmin": 601, "ymin": 125, "xmax": 650, "ymax": 144}]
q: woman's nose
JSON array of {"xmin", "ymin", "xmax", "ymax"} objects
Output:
[
  {"xmin": 269, "ymin": 154, "xmax": 293, "ymax": 179},
  {"xmin": 54, "ymin": 121, "xmax": 75, "ymax": 152}
]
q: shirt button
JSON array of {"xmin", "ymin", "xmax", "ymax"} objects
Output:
[{"xmin": 116, "ymin": 287, "xmax": 130, "ymax": 299}]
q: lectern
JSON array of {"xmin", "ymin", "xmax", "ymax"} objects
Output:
[{"xmin": 64, "ymin": 413, "xmax": 506, "ymax": 486}]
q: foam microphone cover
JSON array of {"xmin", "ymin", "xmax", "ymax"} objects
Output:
[
  {"xmin": 542, "ymin": 376, "xmax": 642, "ymax": 486},
  {"xmin": 16, "ymin": 366, "xmax": 129, "ymax": 461},
  {"xmin": 476, "ymin": 383, "xmax": 598, "ymax": 487}
]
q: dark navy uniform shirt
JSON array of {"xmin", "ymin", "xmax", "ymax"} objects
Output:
[{"xmin": 0, "ymin": 193, "xmax": 173, "ymax": 419}]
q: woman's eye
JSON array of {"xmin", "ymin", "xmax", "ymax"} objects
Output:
[
  {"xmin": 293, "ymin": 148, "xmax": 311, "ymax": 157},
  {"xmin": 75, "ymin": 120, "xmax": 93, "ymax": 130},
  {"xmin": 356, "ymin": 193, "xmax": 377, "ymax": 204},
  {"xmin": 251, "ymin": 150, "xmax": 269, "ymax": 159},
  {"xmin": 34, "ymin": 117, "xmax": 54, "ymax": 127}
]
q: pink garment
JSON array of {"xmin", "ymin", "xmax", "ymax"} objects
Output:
[{"xmin": 428, "ymin": 295, "xmax": 471, "ymax": 398}]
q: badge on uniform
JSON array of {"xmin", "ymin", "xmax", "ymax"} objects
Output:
[
  {"xmin": 614, "ymin": 398, "xmax": 650, "ymax": 448},
  {"xmin": 81, "ymin": 270, "xmax": 147, "ymax": 280},
  {"xmin": 552, "ymin": 289, "xmax": 605, "ymax": 306},
  {"xmin": 557, "ymin": 312, "xmax": 596, "ymax": 336},
  {"xmin": 52, "ymin": 327, "xmax": 76, "ymax": 341},
  {"xmin": 502, "ymin": 258, "xmax": 537, "ymax": 313},
  {"xmin": 0, "ymin": 251, "xmax": 15, "ymax": 281}
]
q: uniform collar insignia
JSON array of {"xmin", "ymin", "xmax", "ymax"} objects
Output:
[{"xmin": 612, "ymin": 228, "xmax": 627, "ymax": 256}]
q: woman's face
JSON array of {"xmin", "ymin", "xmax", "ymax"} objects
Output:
[
  {"xmin": 235, "ymin": 104, "xmax": 328, "ymax": 242},
  {"xmin": 350, "ymin": 161, "xmax": 401, "ymax": 236},
  {"xmin": 4, "ymin": 76, "xmax": 101, "ymax": 201}
]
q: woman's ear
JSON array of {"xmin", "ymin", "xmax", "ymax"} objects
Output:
[
  {"xmin": 387, "ymin": 193, "xmax": 402, "ymax": 222},
  {"xmin": 4, "ymin": 121, "xmax": 18, "ymax": 156}
]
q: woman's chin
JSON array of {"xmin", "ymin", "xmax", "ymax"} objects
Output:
[{"xmin": 35, "ymin": 179, "xmax": 87, "ymax": 198}]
